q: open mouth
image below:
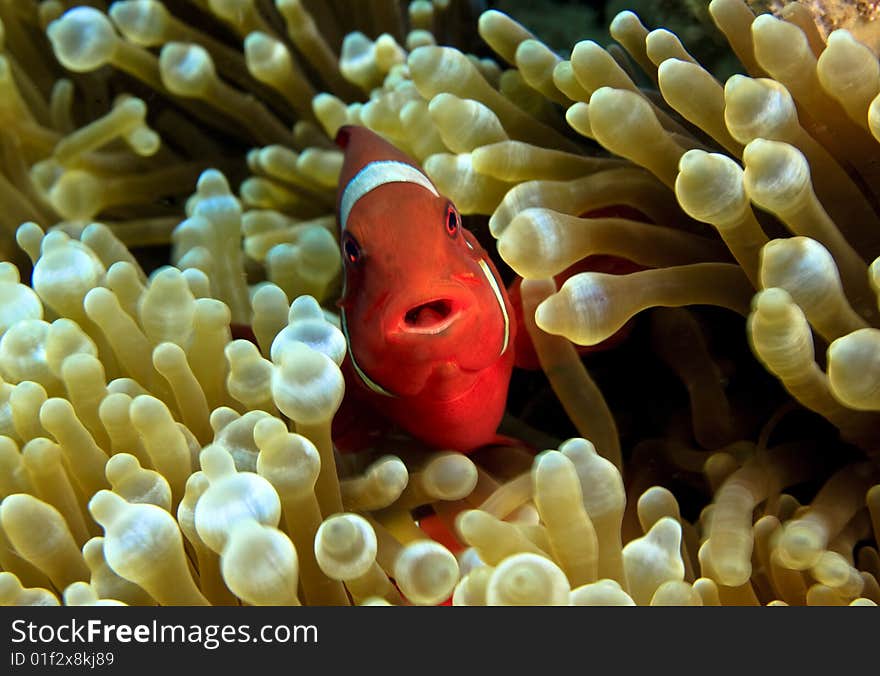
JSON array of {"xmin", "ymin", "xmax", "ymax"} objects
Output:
[{"xmin": 401, "ymin": 298, "xmax": 459, "ymax": 334}]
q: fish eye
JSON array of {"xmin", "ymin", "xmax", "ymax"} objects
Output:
[
  {"xmin": 445, "ymin": 203, "xmax": 460, "ymax": 237},
  {"xmin": 342, "ymin": 233, "xmax": 361, "ymax": 264}
]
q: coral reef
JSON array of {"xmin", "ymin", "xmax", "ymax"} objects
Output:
[{"xmin": 0, "ymin": 0, "xmax": 878, "ymax": 606}]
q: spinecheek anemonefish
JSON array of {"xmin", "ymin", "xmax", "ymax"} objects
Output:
[{"xmin": 333, "ymin": 125, "xmax": 516, "ymax": 453}]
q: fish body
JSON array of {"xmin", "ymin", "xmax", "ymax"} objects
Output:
[{"xmin": 334, "ymin": 126, "xmax": 516, "ymax": 452}]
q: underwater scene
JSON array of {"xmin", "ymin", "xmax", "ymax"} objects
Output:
[{"xmin": 0, "ymin": 0, "xmax": 879, "ymax": 607}]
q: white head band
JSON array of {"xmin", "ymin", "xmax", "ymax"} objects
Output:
[{"xmin": 339, "ymin": 160, "xmax": 438, "ymax": 230}]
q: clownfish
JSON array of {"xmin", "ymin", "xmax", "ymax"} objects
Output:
[{"xmin": 333, "ymin": 125, "xmax": 516, "ymax": 452}]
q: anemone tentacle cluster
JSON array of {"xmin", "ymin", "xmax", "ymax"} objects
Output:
[{"xmin": 0, "ymin": 0, "xmax": 878, "ymax": 606}]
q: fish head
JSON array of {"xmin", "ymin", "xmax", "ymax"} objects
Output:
[{"xmin": 336, "ymin": 125, "xmax": 514, "ymax": 400}]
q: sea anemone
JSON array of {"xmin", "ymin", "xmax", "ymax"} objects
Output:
[{"xmin": 0, "ymin": 0, "xmax": 878, "ymax": 606}]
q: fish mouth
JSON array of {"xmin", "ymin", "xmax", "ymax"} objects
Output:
[{"xmin": 399, "ymin": 298, "xmax": 462, "ymax": 335}]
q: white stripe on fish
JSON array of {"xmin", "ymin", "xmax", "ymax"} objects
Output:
[{"xmin": 340, "ymin": 160, "xmax": 438, "ymax": 230}]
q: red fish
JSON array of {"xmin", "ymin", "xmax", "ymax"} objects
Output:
[{"xmin": 333, "ymin": 126, "xmax": 516, "ymax": 452}]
